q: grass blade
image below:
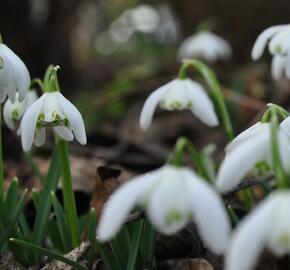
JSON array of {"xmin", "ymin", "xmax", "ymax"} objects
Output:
[
  {"xmin": 51, "ymin": 191, "xmax": 72, "ymax": 251},
  {"xmin": 126, "ymin": 220, "xmax": 144, "ymax": 270},
  {"xmin": 32, "ymin": 146, "xmax": 61, "ymax": 246},
  {"xmin": 10, "ymin": 238, "xmax": 89, "ymax": 270},
  {"xmin": 0, "ymin": 189, "xmax": 28, "ymax": 246}
]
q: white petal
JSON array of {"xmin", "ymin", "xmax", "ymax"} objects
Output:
[
  {"xmin": 271, "ymin": 55, "xmax": 287, "ymax": 80},
  {"xmin": 139, "ymin": 83, "xmax": 168, "ymax": 130},
  {"xmin": 269, "ymin": 26, "xmax": 290, "ymax": 55},
  {"xmin": 160, "ymin": 80, "xmax": 189, "ymax": 110},
  {"xmin": 277, "ymin": 129, "xmax": 290, "ymax": 174},
  {"xmin": 225, "ymin": 195, "xmax": 275, "ymax": 270},
  {"xmin": 147, "ymin": 167, "xmax": 189, "ymax": 235},
  {"xmin": 280, "ymin": 116, "xmax": 290, "ymax": 135},
  {"xmin": 97, "ymin": 170, "xmax": 159, "ymax": 241},
  {"xmin": 251, "ymin": 25, "xmax": 286, "ymax": 60},
  {"xmin": 56, "ymin": 92, "xmax": 87, "ymax": 145},
  {"xmin": 34, "ymin": 128, "xmax": 46, "ymax": 147},
  {"xmin": 21, "ymin": 94, "xmax": 46, "ymax": 151},
  {"xmin": 184, "ymin": 169, "xmax": 230, "ymax": 254},
  {"xmin": 3, "ymin": 100, "xmax": 15, "ymax": 130},
  {"xmin": 54, "ymin": 126, "xmax": 74, "ymax": 141},
  {"xmin": 284, "ymin": 54, "xmax": 290, "ymax": 79},
  {"xmin": 185, "ymin": 79, "xmax": 219, "ymax": 126},
  {"xmin": 0, "ymin": 87, "xmax": 8, "ymax": 103},
  {"xmin": 0, "ymin": 56, "xmax": 14, "ymax": 103},
  {"xmin": 216, "ymin": 131, "xmax": 269, "ymax": 192},
  {"xmin": 0, "ymin": 44, "xmax": 30, "ymax": 101},
  {"xmin": 226, "ymin": 122, "xmax": 268, "ymax": 152}
]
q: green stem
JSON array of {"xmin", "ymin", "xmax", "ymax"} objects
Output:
[
  {"xmin": 178, "ymin": 59, "xmax": 234, "ymax": 140},
  {"xmin": 169, "ymin": 137, "xmax": 187, "ymax": 166},
  {"xmin": 58, "ymin": 140, "xmax": 80, "ymax": 247},
  {"xmin": 0, "ymin": 34, "xmax": 3, "ymax": 44},
  {"xmin": 0, "ymin": 104, "xmax": 4, "ymax": 199},
  {"xmin": 270, "ymin": 110, "xmax": 288, "ymax": 189}
]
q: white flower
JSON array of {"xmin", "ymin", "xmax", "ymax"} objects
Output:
[
  {"xmin": 251, "ymin": 24, "xmax": 290, "ymax": 80},
  {"xmin": 177, "ymin": 31, "xmax": 232, "ymax": 62},
  {"xmin": 97, "ymin": 164, "xmax": 231, "ymax": 254},
  {"xmin": 20, "ymin": 91, "xmax": 87, "ymax": 151},
  {"xmin": 139, "ymin": 78, "xmax": 219, "ymax": 130},
  {"xmin": 3, "ymin": 90, "xmax": 38, "ymax": 132},
  {"xmin": 0, "ymin": 43, "xmax": 30, "ymax": 103},
  {"xmin": 225, "ymin": 190, "xmax": 290, "ymax": 270},
  {"xmin": 216, "ymin": 120, "xmax": 290, "ymax": 192}
]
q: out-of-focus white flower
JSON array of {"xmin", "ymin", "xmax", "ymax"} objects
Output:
[
  {"xmin": 139, "ymin": 78, "xmax": 218, "ymax": 130},
  {"xmin": 225, "ymin": 190, "xmax": 290, "ymax": 270},
  {"xmin": 0, "ymin": 43, "xmax": 30, "ymax": 103},
  {"xmin": 251, "ymin": 24, "xmax": 290, "ymax": 80},
  {"xmin": 216, "ymin": 120, "xmax": 290, "ymax": 192},
  {"xmin": 3, "ymin": 90, "xmax": 37, "ymax": 132},
  {"xmin": 97, "ymin": 164, "xmax": 231, "ymax": 254},
  {"xmin": 21, "ymin": 91, "xmax": 87, "ymax": 151},
  {"xmin": 178, "ymin": 31, "xmax": 232, "ymax": 62}
]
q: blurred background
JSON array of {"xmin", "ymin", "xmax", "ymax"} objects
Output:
[{"xmin": 2, "ymin": 0, "xmax": 290, "ymax": 172}]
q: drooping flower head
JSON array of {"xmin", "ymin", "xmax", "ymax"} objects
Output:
[
  {"xmin": 20, "ymin": 66, "xmax": 87, "ymax": 151},
  {"xmin": 225, "ymin": 191, "xmax": 290, "ymax": 270},
  {"xmin": 178, "ymin": 31, "xmax": 232, "ymax": 62},
  {"xmin": 216, "ymin": 117, "xmax": 290, "ymax": 192},
  {"xmin": 139, "ymin": 78, "xmax": 219, "ymax": 130},
  {"xmin": 252, "ymin": 24, "xmax": 290, "ymax": 79},
  {"xmin": 0, "ymin": 39, "xmax": 30, "ymax": 103},
  {"xmin": 3, "ymin": 90, "xmax": 38, "ymax": 132},
  {"xmin": 97, "ymin": 164, "xmax": 231, "ymax": 255}
]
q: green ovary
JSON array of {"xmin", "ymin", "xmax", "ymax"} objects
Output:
[{"xmin": 166, "ymin": 210, "xmax": 183, "ymax": 224}]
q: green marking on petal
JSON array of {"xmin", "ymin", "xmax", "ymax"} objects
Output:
[
  {"xmin": 11, "ymin": 110, "xmax": 19, "ymax": 120},
  {"xmin": 0, "ymin": 57, "xmax": 3, "ymax": 69},
  {"xmin": 275, "ymin": 45, "xmax": 283, "ymax": 54},
  {"xmin": 278, "ymin": 234, "xmax": 290, "ymax": 246},
  {"xmin": 166, "ymin": 210, "xmax": 182, "ymax": 224},
  {"xmin": 169, "ymin": 101, "xmax": 182, "ymax": 109}
]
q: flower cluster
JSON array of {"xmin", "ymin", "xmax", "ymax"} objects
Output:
[
  {"xmin": 3, "ymin": 19, "xmax": 290, "ymax": 270},
  {"xmin": 0, "ymin": 41, "xmax": 87, "ymax": 152},
  {"xmin": 252, "ymin": 24, "xmax": 290, "ymax": 79}
]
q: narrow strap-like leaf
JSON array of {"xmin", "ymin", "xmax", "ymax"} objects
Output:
[
  {"xmin": 126, "ymin": 220, "xmax": 144, "ymax": 270},
  {"xmin": 10, "ymin": 238, "xmax": 89, "ymax": 270},
  {"xmin": 32, "ymin": 146, "xmax": 61, "ymax": 246},
  {"xmin": 51, "ymin": 191, "xmax": 72, "ymax": 251},
  {"xmin": 0, "ymin": 189, "xmax": 28, "ymax": 246}
]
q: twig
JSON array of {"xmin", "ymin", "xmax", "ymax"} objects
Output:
[{"xmin": 223, "ymin": 174, "xmax": 274, "ymax": 199}]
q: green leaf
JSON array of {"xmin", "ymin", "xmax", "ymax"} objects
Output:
[
  {"xmin": 10, "ymin": 238, "xmax": 89, "ymax": 270},
  {"xmin": 126, "ymin": 220, "xmax": 144, "ymax": 270},
  {"xmin": 140, "ymin": 220, "xmax": 155, "ymax": 269},
  {"xmin": 87, "ymin": 208, "xmax": 97, "ymax": 266},
  {"xmin": 5, "ymin": 177, "xmax": 19, "ymax": 211},
  {"xmin": 0, "ymin": 189, "xmax": 28, "ymax": 246},
  {"xmin": 32, "ymin": 146, "xmax": 61, "ymax": 246},
  {"xmin": 31, "ymin": 188, "xmax": 41, "ymax": 210},
  {"xmin": 51, "ymin": 191, "xmax": 72, "ymax": 251},
  {"xmin": 46, "ymin": 219, "xmax": 65, "ymax": 251}
]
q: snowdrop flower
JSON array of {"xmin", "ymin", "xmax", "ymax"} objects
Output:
[
  {"xmin": 225, "ymin": 190, "xmax": 290, "ymax": 270},
  {"xmin": 216, "ymin": 120, "xmax": 290, "ymax": 192},
  {"xmin": 0, "ymin": 43, "xmax": 30, "ymax": 102},
  {"xmin": 3, "ymin": 90, "xmax": 37, "ymax": 132},
  {"xmin": 139, "ymin": 78, "xmax": 219, "ymax": 130},
  {"xmin": 178, "ymin": 31, "xmax": 232, "ymax": 62},
  {"xmin": 252, "ymin": 24, "xmax": 290, "ymax": 79},
  {"xmin": 21, "ymin": 91, "xmax": 87, "ymax": 151},
  {"xmin": 97, "ymin": 165, "xmax": 231, "ymax": 254}
]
